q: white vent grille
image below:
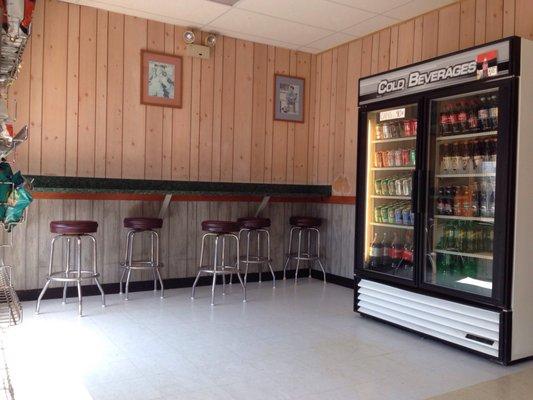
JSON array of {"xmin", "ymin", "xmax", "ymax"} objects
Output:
[{"xmin": 357, "ymin": 279, "xmax": 501, "ymax": 357}]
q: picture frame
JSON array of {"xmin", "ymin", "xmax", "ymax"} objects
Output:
[
  {"xmin": 141, "ymin": 50, "xmax": 183, "ymax": 108},
  {"xmin": 274, "ymin": 74, "xmax": 305, "ymax": 123}
]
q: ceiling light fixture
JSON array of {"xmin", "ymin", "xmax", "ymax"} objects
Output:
[
  {"xmin": 183, "ymin": 30, "xmax": 195, "ymax": 44},
  {"xmin": 204, "ymin": 34, "xmax": 217, "ymax": 48}
]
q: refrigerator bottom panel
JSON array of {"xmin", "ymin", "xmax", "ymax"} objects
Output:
[{"xmin": 357, "ymin": 279, "xmax": 500, "ymax": 357}]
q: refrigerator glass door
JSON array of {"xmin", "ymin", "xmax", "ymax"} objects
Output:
[
  {"xmin": 424, "ymin": 88, "xmax": 499, "ymax": 298},
  {"xmin": 363, "ymin": 104, "xmax": 418, "ymax": 280}
]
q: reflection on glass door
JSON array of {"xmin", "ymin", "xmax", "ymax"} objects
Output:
[
  {"xmin": 364, "ymin": 104, "xmax": 418, "ymax": 280},
  {"xmin": 425, "ymin": 89, "xmax": 498, "ymax": 297}
]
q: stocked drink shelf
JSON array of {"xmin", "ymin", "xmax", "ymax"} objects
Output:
[
  {"xmin": 372, "ymin": 167, "xmax": 415, "ymax": 171},
  {"xmin": 436, "ymin": 131, "xmax": 498, "ymax": 142},
  {"xmin": 370, "ymin": 222, "xmax": 414, "ymax": 230},
  {"xmin": 435, "ymin": 173, "xmax": 496, "ymax": 178},
  {"xmin": 371, "ymin": 195, "xmax": 411, "ymax": 200},
  {"xmin": 435, "ymin": 215, "xmax": 494, "ymax": 223},
  {"xmin": 433, "ymin": 249, "xmax": 493, "ymax": 260},
  {"xmin": 372, "ymin": 136, "xmax": 417, "ymax": 144}
]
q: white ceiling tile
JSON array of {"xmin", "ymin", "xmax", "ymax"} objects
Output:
[
  {"xmin": 236, "ymin": 0, "xmax": 376, "ymax": 31},
  {"xmin": 342, "ymin": 14, "xmax": 398, "ymax": 37},
  {"xmin": 306, "ymin": 32, "xmax": 356, "ymax": 51},
  {"xmin": 329, "ymin": 0, "xmax": 412, "ymax": 14},
  {"xmin": 208, "ymin": 8, "xmax": 333, "ymax": 46},
  {"xmin": 383, "ymin": 0, "xmax": 456, "ymax": 20},
  {"xmin": 206, "ymin": 27, "xmax": 301, "ymax": 50}
]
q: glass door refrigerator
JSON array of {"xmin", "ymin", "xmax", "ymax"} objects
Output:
[{"xmin": 354, "ymin": 37, "xmax": 533, "ymax": 364}]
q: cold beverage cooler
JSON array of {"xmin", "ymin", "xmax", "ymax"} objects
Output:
[{"xmin": 354, "ymin": 37, "xmax": 533, "ymax": 364}]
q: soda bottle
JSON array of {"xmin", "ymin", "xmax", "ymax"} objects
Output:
[
  {"xmin": 437, "ymin": 186, "xmax": 445, "ymax": 215},
  {"xmin": 489, "ymin": 95, "xmax": 498, "ymax": 130},
  {"xmin": 441, "ymin": 143, "xmax": 451, "ymax": 174},
  {"xmin": 402, "ymin": 234, "xmax": 414, "ymax": 275},
  {"xmin": 463, "ymin": 185, "xmax": 472, "ymax": 217},
  {"xmin": 444, "ymin": 222, "xmax": 456, "ymax": 249},
  {"xmin": 458, "ymin": 101, "xmax": 468, "ymax": 133},
  {"xmin": 488, "ymin": 178, "xmax": 496, "ymax": 217},
  {"xmin": 451, "ymin": 142, "xmax": 461, "ymax": 173},
  {"xmin": 480, "ymin": 180, "xmax": 489, "ymax": 217},
  {"xmin": 391, "ymin": 233, "xmax": 403, "ymax": 269},
  {"xmin": 382, "ymin": 232, "xmax": 392, "ymax": 267},
  {"xmin": 451, "ymin": 103, "xmax": 461, "ymax": 134},
  {"xmin": 467, "ymin": 99, "xmax": 479, "ymax": 132},
  {"xmin": 444, "ymin": 186, "xmax": 455, "ymax": 215},
  {"xmin": 456, "ymin": 221, "xmax": 466, "ymax": 252},
  {"xmin": 478, "ymin": 96, "xmax": 490, "ymax": 131},
  {"xmin": 489, "ymin": 138, "xmax": 497, "ymax": 173},
  {"xmin": 473, "ymin": 140, "xmax": 483, "ymax": 173},
  {"xmin": 471, "ymin": 182, "xmax": 480, "ymax": 217},
  {"xmin": 369, "ymin": 233, "xmax": 383, "ymax": 268},
  {"xmin": 460, "ymin": 141, "xmax": 472, "ymax": 173},
  {"xmin": 454, "ymin": 186, "xmax": 464, "ymax": 216},
  {"xmin": 440, "ymin": 103, "xmax": 451, "ymax": 135},
  {"xmin": 466, "ymin": 222, "xmax": 476, "ymax": 252}
]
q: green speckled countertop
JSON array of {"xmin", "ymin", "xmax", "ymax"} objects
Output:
[{"xmin": 28, "ymin": 176, "xmax": 332, "ymax": 197}]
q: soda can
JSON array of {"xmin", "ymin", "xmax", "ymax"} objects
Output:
[
  {"xmin": 402, "ymin": 177, "xmax": 412, "ymax": 197},
  {"xmin": 374, "ymin": 206, "xmax": 382, "ymax": 223},
  {"xmin": 394, "ymin": 178, "xmax": 402, "ymax": 196},
  {"xmin": 387, "ymin": 151, "xmax": 395, "ymax": 167},
  {"xmin": 382, "ymin": 122, "xmax": 390, "ymax": 139},
  {"xmin": 374, "ymin": 179, "xmax": 382, "ymax": 195},
  {"xmin": 394, "ymin": 149, "xmax": 402, "ymax": 166},
  {"xmin": 374, "ymin": 151, "xmax": 383, "ymax": 168},
  {"xmin": 388, "ymin": 208, "xmax": 395, "ymax": 224},
  {"xmin": 381, "ymin": 206, "xmax": 389, "ymax": 223},
  {"xmin": 394, "ymin": 121, "xmax": 403, "ymax": 138},
  {"xmin": 401, "ymin": 149, "xmax": 410, "ymax": 166},
  {"xmin": 381, "ymin": 179, "xmax": 389, "ymax": 196},
  {"xmin": 387, "ymin": 179, "xmax": 395, "ymax": 195},
  {"xmin": 403, "ymin": 119, "xmax": 412, "ymax": 137},
  {"xmin": 402, "ymin": 208, "xmax": 410, "ymax": 225},
  {"xmin": 375, "ymin": 123, "xmax": 383, "ymax": 140},
  {"xmin": 394, "ymin": 208, "xmax": 403, "ymax": 224},
  {"xmin": 411, "ymin": 119, "xmax": 418, "ymax": 136},
  {"xmin": 409, "ymin": 149, "xmax": 416, "ymax": 165}
]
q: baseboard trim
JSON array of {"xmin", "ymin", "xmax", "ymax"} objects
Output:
[{"xmin": 17, "ymin": 269, "xmax": 354, "ymax": 302}]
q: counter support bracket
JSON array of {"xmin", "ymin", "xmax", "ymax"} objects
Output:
[
  {"xmin": 158, "ymin": 194, "xmax": 173, "ymax": 219},
  {"xmin": 255, "ymin": 196, "xmax": 271, "ymax": 217}
]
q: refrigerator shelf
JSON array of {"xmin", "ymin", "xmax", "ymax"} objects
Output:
[
  {"xmin": 435, "ymin": 173, "xmax": 496, "ymax": 178},
  {"xmin": 371, "ymin": 195, "xmax": 411, "ymax": 200},
  {"xmin": 372, "ymin": 166, "xmax": 415, "ymax": 171},
  {"xmin": 434, "ymin": 215, "xmax": 494, "ymax": 223},
  {"xmin": 433, "ymin": 249, "xmax": 493, "ymax": 260},
  {"xmin": 436, "ymin": 131, "xmax": 498, "ymax": 141},
  {"xmin": 370, "ymin": 222, "xmax": 414, "ymax": 230},
  {"xmin": 371, "ymin": 136, "xmax": 417, "ymax": 144}
]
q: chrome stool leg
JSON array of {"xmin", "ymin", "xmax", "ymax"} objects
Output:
[
  {"xmin": 124, "ymin": 231, "xmax": 135, "ymax": 301},
  {"xmin": 231, "ymin": 233, "xmax": 246, "ymax": 303},
  {"xmin": 211, "ymin": 236, "xmax": 219, "ymax": 306},
  {"xmin": 312, "ymin": 228, "xmax": 327, "ymax": 283},
  {"xmin": 221, "ymin": 236, "xmax": 226, "ymax": 295},
  {"xmin": 89, "ymin": 234, "xmax": 106, "ymax": 307},
  {"xmin": 154, "ymin": 231, "xmax": 164, "ymax": 298},
  {"xmin": 283, "ymin": 227, "xmax": 296, "ymax": 280},
  {"xmin": 257, "ymin": 230, "xmax": 262, "ymax": 283},
  {"xmin": 265, "ymin": 230, "xmax": 276, "ymax": 287},
  {"xmin": 36, "ymin": 235, "xmax": 59, "ymax": 314},
  {"xmin": 294, "ymin": 228, "xmax": 303, "ymax": 282},
  {"xmin": 191, "ymin": 233, "xmax": 208, "ymax": 299},
  {"xmin": 62, "ymin": 237, "xmax": 71, "ymax": 304},
  {"xmin": 120, "ymin": 230, "xmax": 133, "ymax": 295},
  {"xmin": 76, "ymin": 236, "xmax": 83, "ymax": 316},
  {"xmin": 244, "ymin": 230, "xmax": 251, "ymax": 284}
]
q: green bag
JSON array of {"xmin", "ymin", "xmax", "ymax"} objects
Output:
[{"xmin": 4, "ymin": 186, "xmax": 32, "ymax": 228}]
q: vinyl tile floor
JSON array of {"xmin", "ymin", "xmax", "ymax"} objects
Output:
[{"xmin": 6, "ymin": 279, "xmax": 533, "ymax": 400}]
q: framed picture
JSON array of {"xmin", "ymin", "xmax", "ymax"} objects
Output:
[
  {"xmin": 141, "ymin": 50, "xmax": 182, "ymax": 108},
  {"xmin": 274, "ymin": 74, "xmax": 305, "ymax": 123}
]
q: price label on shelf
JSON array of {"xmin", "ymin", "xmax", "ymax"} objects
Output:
[{"xmin": 380, "ymin": 108, "xmax": 406, "ymax": 121}]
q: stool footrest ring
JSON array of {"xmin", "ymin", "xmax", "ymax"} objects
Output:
[{"xmin": 48, "ymin": 270, "xmax": 100, "ymax": 282}]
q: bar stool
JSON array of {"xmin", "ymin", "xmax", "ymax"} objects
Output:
[
  {"xmin": 283, "ymin": 216, "xmax": 327, "ymax": 283},
  {"xmin": 36, "ymin": 220, "xmax": 105, "ymax": 316},
  {"xmin": 191, "ymin": 220, "xmax": 246, "ymax": 306},
  {"xmin": 237, "ymin": 217, "xmax": 276, "ymax": 287},
  {"xmin": 119, "ymin": 217, "xmax": 164, "ymax": 300}
]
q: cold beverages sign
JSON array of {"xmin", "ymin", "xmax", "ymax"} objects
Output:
[{"xmin": 359, "ymin": 39, "xmax": 513, "ymax": 105}]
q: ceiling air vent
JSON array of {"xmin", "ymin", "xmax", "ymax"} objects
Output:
[{"xmin": 207, "ymin": 0, "xmax": 240, "ymax": 5}]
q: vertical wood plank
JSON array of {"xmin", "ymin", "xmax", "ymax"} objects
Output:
[
  {"xmin": 460, "ymin": 0, "xmax": 476, "ymax": 49},
  {"xmin": 77, "ymin": 6, "xmax": 97, "ymax": 177},
  {"xmin": 486, "ymin": 0, "xmax": 504, "ymax": 41},
  {"xmin": 189, "ymin": 31, "xmax": 202, "ymax": 181},
  {"xmin": 306, "ymin": 54, "xmax": 317, "ymax": 185},
  {"xmin": 502, "ymin": 0, "xmax": 515, "ymax": 37},
  {"xmin": 286, "ymin": 50, "xmax": 297, "ymax": 183},
  {"xmin": 250, "ymin": 43, "xmax": 268, "ymax": 183},
  {"xmin": 438, "ymin": 3, "xmax": 460, "ymax": 56},
  {"xmin": 161, "ymin": 24, "xmax": 174, "ymax": 180},
  {"xmin": 272, "ymin": 47, "xmax": 290, "ymax": 183},
  {"xmin": 413, "ymin": 16, "xmax": 424, "ymax": 62},
  {"xmin": 198, "ymin": 31, "xmax": 215, "ymax": 182},
  {"xmin": 515, "ymin": 0, "xmax": 533, "ymax": 39},
  {"xmin": 172, "ymin": 26, "xmax": 191, "ymax": 180},
  {"xmin": 360, "ymin": 36, "xmax": 372, "ymax": 77},
  {"xmin": 475, "ymin": 0, "xmax": 487, "ymax": 45},
  {"xmin": 333, "ymin": 45, "xmax": 347, "ymax": 186},
  {"xmin": 370, "ymin": 33, "xmax": 379, "ymax": 74},
  {"xmin": 144, "ymin": 21, "xmax": 165, "ymax": 180},
  {"xmin": 65, "ymin": 4, "xmax": 79, "ymax": 177},
  {"xmin": 263, "ymin": 45, "xmax": 275, "ymax": 183},
  {"xmin": 311, "ymin": 53, "xmax": 321, "ymax": 184},
  {"xmin": 105, "ymin": 12, "xmax": 124, "ymax": 178},
  {"xmin": 211, "ymin": 35, "xmax": 224, "ymax": 182},
  {"xmin": 233, "ymin": 39, "xmax": 254, "ymax": 182},
  {"xmin": 327, "ymin": 48, "xmax": 337, "ymax": 185},
  {"xmin": 294, "ymin": 52, "xmax": 311, "ymax": 184},
  {"xmin": 122, "ymin": 16, "xmax": 146, "ymax": 179},
  {"xmin": 220, "ymin": 37, "xmax": 236, "ymax": 182},
  {"xmin": 317, "ymin": 51, "xmax": 331, "ymax": 185},
  {"xmin": 41, "ymin": 0, "xmax": 68, "ymax": 176},
  {"xmin": 421, "ymin": 11, "xmax": 439, "ymax": 60},
  {"xmin": 389, "ymin": 25, "xmax": 399, "ymax": 70},
  {"xmin": 95, "ymin": 10, "xmax": 108, "ymax": 178},
  {"xmin": 397, "ymin": 20, "xmax": 414, "ymax": 67},
  {"xmin": 28, "ymin": 0, "xmax": 44, "ymax": 175},
  {"xmin": 377, "ymin": 28, "xmax": 390, "ymax": 72}
]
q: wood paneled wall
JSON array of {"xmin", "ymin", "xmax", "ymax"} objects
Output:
[
  {"xmin": 7, "ymin": 0, "xmax": 315, "ymax": 185},
  {"xmin": 312, "ymin": 0, "xmax": 533, "ymax": 196}
]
